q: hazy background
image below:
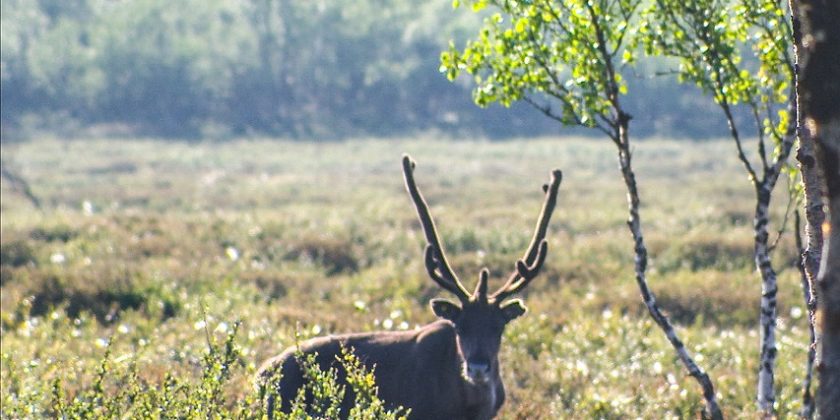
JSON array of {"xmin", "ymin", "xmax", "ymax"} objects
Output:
[
  {"xmin": 0, "ymin": 1, "xmax": 814, "ymax": 417},
  {"xmin": 1, "ymin": 0, "xmax": 725, "ymax": 141}
]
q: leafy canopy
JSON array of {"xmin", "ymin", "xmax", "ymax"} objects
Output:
[
  {"xmin": 640, "ymin": 0, "xmax": 793, "ymax": 157},
  {"xmin": 441, "ymin": 0, "xmax": 643, "ymax": 135}
]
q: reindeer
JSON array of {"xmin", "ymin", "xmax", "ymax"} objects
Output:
[{"xmin": 256, "ymin": 155, "xmax": 562, "ymax": 419}]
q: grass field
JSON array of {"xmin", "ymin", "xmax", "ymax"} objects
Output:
[{"xmin": 0, "ymin": 136, "xmax": 811, "ymax": 417}]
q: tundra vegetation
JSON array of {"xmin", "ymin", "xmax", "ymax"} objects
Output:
[{"xmin": 0, "ymin": 137, "xmax": 814, "ymax": 418}]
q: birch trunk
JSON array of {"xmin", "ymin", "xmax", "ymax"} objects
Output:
[
  {"xmin": 787, "ymin": 1, "xmax": 823, "ymax": 417},
  {"xmin": 615, "ymin": 119, "xmax": 723, "ymax": 420},
  {"xmin": 795, "ymin": 211, "xmax": 817, "ymax": 419},
  {"xmin": 797, "ymin": 132, "xmax": 826, "ymax": 288},
  {"xmin": 754, "ymin": 184, "xmax": 779, "ymax": 414},
  {"xmin": 788, "ymin": 0, "xmax": 825, "ymax": 419},
  {"xmin": 748, "ymin": 127, "xmax": 796, "ymax": 416},
  {"xmin": 812, "ymin": 122, "xmax": 840, "ymax": 419},
  {"xmin": 796, "ymin": 0, "xmax": 840, "ymax": 416}
]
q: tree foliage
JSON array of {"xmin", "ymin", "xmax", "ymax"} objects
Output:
[
  {"xmin": 1, "ymin": 0, "xmax": 520, "ymax": 138},
  {"xmin": 441, "ymin": 1, "xmax": 727, "ymax": 418},
  {"xmin": 1, "ymin": 0, "xmax": 762, "ymax": 139},
  {"xmin": 442, "ymin": 0, "xmax": 640, "ymax": 136},
  {"xmin": 641, "ymin": 0, "xmax": 798, "ymax": 414},
  {"xmin": 641, "ymin": 0, "xmax": 794, "ymax": 175}
]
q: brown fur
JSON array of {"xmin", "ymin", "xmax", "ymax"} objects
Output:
[{"xmin": 256, "ymin": 319, "xmax": 506, "ymax": 419}]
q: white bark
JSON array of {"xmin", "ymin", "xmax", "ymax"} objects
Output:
[
  {"xmin": 615, "ymin": 122, "xmax": 723, "ymax": 420},
  {"xmin": 755, "ymin": 185, "xmax": 779, "ymax": 414},
  {"xmin": 796, "ymin": 0, "xmax": 840, "ymax": 415},
  {"xmin": 795, "ymin": 211, "xmax": 817, "ymax": 419}
]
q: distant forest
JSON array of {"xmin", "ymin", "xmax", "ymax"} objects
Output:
[{"xmin": 1, "ymin": 0, "xmax": 730, "ymax": 140}]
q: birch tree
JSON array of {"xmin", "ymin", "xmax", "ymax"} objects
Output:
[
  {"xmin": 795, "ymin": 0, "xmax": 840, "ymax": 417},
  {"xmin": 640, "ymin": 0, "xmax": 797, "ymax": 414},
  {"xmin": 786, "ymin": 0, "xmax": 823, "ymax": 417},
  {"xmin": 441, "ymin": 1, "xmax": 723, "ymax": 417}
]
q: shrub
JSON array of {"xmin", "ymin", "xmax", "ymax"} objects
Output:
[
  {"xmin": 0, "ymin": 239, "xmax": 36, "ymax": 268},
  {"xmin": 259, "ymin": 345, "xmax": 410, "ymax": 419},
  {"xmin": 24, "ymin": 272, "xmax": 180, "ymax": 324},
  {"xmin": 287, "ymin": 235, "xmax": 360, "ymax": 276},
  {"xmin": 29, "ymin": 225, "xmax": 78, "ymax": 243},
  {"xmin": 2, "ymin": 321, "xmax": 408, "ymax": 419}
]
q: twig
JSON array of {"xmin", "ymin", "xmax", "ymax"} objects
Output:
[{"xmin": 0, "ymin": 159, "xmax": 42, "ymax": 209}]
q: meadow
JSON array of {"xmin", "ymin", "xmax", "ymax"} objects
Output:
[{"xmin": 0, "ymin": 136, "xmax": 811, "ymax": 418}]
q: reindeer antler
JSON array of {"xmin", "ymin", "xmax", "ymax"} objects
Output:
[
  {"xmin": 403, "ymin": 155, "xmax": 470, "ymax": 302},
  {"xmin": 492, "ymin": 170, "xmax": 562, "ymax": 301}
]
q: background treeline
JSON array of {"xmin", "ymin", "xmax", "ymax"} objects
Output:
[{"xmin": 1, "ymin": 0, "xmax": 725, "ymax": 140}]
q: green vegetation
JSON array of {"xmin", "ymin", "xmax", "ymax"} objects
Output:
[
  {"xmin": 442, "ymin": 0, "xmax": 797, "ymax": 414},
  {"xmin": 1, "ymin": 137, "xmax": 810, "ymax": 417},
  {"xmin": 2, "ymin": 0, "xmax": 735, "ymax": 139}
]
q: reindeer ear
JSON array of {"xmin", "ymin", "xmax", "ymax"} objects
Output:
[
  {"xmin": 430, "ymin": 298, "xmax": 461, "ymax": 321},
  {"xmin": 500, "ymin": 299, "xmax": 527, "ymax": 322}
]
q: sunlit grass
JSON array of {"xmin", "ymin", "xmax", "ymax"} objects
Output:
[{"xmin": 1, "ymin": 136, "xmax": 809, "ymax": 417}]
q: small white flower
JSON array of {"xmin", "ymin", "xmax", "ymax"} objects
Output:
[
  {"xmin": 653, "ymin": 361, "xmax": 663, "ymax": 374},
  {"xmin": 82, "ymin": 200, "xmax": 94, "ymax": 215},
  {"xmin": 575, "ymin": 359, "xmax": 589, "ymax": 376},
  {"xmin": 225, "ymin": 247, "xmax": 239, "ymax": 261},
  {"xmin": 382, "ymin": 319, "xmax": 394, "ymax": 329},
  {"xmin": 790, "ymin": 306, "xmax": 803, "ymax": 320},
  {"xmin": 215, "ymin": 322, "xmax": 229, "ymax": 334},
  {"xmin": 50, "ymin": 253, "xmax": 66, "ymax": 264},
  {"xmin": 194, "ymin": 320, "xmax": 207, "ymax": 330}
]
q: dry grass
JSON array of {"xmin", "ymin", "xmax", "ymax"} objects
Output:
[{"xmin": 1, "ymin": 136, "xmax": 811, "ymax": 417}]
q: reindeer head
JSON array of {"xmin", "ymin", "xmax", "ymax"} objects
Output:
[{"xmin": 402, "ymin": 155, "xmax": 561, "ymax": 384}]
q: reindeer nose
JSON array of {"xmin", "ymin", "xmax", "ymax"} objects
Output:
[{"xmin": 467, "ymin": 362, "xmax": 491, "ymax": 377}]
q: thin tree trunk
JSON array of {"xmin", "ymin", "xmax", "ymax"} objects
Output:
[
  {"xmin": 614, "ymin": 119, "xmax": 723, "ymax": 420},
  {"xmin": 749, "ymin": 137, "xmax": 795, "ymax": 417},
  {"xmin": 795, "ymin": 211, "xmax": 817, "ymax": 419},
  {"xmin": 796, "ymin": 0, "xmax": 840, "ymax": 417},
  {"xmin": 754, "ymin": 183, "xmax": 779, "ymax": 415},
  {"xmin": 0, "ymin": 159, "xmax": 41, "ymax": 209}
]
